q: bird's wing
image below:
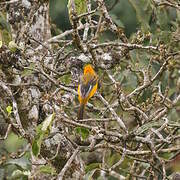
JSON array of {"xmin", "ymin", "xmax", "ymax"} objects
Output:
[{"xmin": 80, "ymin": 75, "xmax": 97, "ymax": 98}]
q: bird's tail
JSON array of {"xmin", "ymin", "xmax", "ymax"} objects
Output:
[{"xmin": 77, "ymin": 103, "xmax": 85, "ymax": 120}]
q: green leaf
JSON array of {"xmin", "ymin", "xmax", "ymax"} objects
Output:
[
  {"xmin": 75, "ymin": 127, "xmax": 89, "ymax": 140},
  {"xmin": 67, "ymin": 0, "xmax": 87, "ymax": 24},
  {"xmin": 21, "ymin": 69, "xmax": 33, "ymax": 77},
  {"xmin": 5, "ymin": 157, "xmax": 31, "ymax": 170},
  {"xmin": 32, "ymin": 133, "xmax": 44, "ymax": 157},
  {"xmin": 21, "ymin": 63, "xmax": 35, "ymax": 77},
  {"xmin": 39, "ymin": 165, "xmax": 56, "ymax": 175},
  {"xmin": 32, "ymin": 124, "xmax": 44, "ymax": 156},
  {"xmin": 8, "ymin": 41, "xmax": 19, "ymax": 52},
  {"xmin": 85, "ymin": 163, "xmax": 100, "ymax": 173},
  {"xmin": 41, "ymin": 113, "xmax": 55, "ymax": 131},
  {"xmin": 84, "ymin": 169, "xmax": 99, "ymax": 180},
  {"xmin": 6, "ymin": 105, "xmax": 12, "ymax": 116},
  {"xmin": 68, "ymin": 0, "xmax": 87, "ymax": 16},
  {"xmin": 32, "ymin": 113, "xmax": 55, "ymax": 156},
  {"xmin": 58, "ymin": 74, "xmax": 71, "ymax": 84},
  {"xmin": 11, "ymin": 170, "xmax": 30, "ymax": 180},
  {"xmin": 32, "ymin": 139, "xmax": 40, "ymax": 157}
]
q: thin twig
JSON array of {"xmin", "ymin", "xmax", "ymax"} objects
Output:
[{"xmin": 57, "ymin": 147, "xmax": 79, "ymax": 180}]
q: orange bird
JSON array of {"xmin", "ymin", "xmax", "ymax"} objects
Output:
[{"xmin": 78, "ymin": 64, "xmax": 98, "ymax": 120}]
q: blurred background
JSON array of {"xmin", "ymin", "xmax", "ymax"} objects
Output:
[{"xmin": 49, "ymin": 0, "xmax": 138, "ymax": 37}]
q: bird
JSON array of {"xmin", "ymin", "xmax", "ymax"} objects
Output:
[{"xmin": 77, "ymin": 64, "xmax": 98, "ymax": 120}]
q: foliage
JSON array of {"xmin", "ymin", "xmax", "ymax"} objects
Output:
[
  {"xmin": 6, "ymin": 105, "xmax": 12, "ymax": 116},
  {"xmin": 32, "ymin": 113, "xmax": 55, "ymax": 156}
]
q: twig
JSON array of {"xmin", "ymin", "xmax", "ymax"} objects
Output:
[
  {"xmin": 0, "ymin": 80, "xmax": 26, "ymax": 137},
  {"xmin": 57, "ymin": 147, "xmax": 79, "ymax": 180},
  {"xmin": 109, "ymin": 147, "xmax": 126, "ymax": 171},
  {"xmin": 156, "ymin": 1, "xmax": 180, "ymax": 11},
  {"xmin": 0, "ymin": 0, "xmax": 19, "ymax": 5},
  {"xmin": 97, "ymin": 93, "xmax": 127, "ymax": 133},
  {"xmin": 92, "ymin": 42, "xmax": 158, "ymax": 51},
  {"xmin": 0, "ymin": 124, "xmax": 11, "ymax": 140}
]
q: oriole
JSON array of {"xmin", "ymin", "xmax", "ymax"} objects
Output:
[{"xmin": 78, "ymin": 64, "xmax": 98, "ymax": 120}]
